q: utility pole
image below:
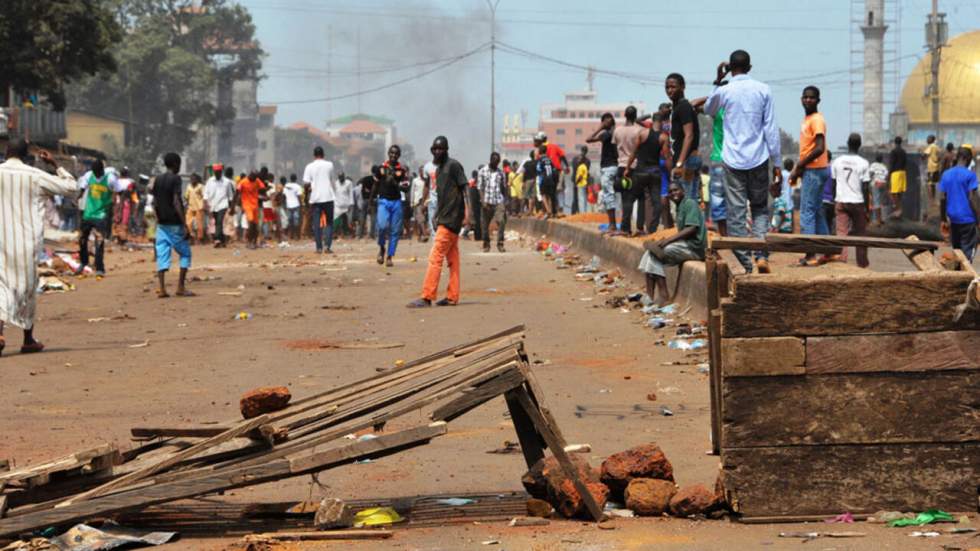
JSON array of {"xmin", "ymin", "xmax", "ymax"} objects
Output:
[
  {"xmin": 926, "ymin": 0, "xmax": 946, "ymax": 140},
  {"xmin": 487, "ymin": 0, "xmax": 500, "ymax": 152},
  {"xmin": 326, "ymin": 25, "xmax": 333, "ymax": 125},
  {"xmin": 356, "ymin": 27, "xmax": 362, "ymax": 114}
]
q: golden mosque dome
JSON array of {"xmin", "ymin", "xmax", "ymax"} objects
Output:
[{"xmin": 901, "ymin": 30, "xmax": 980, "ymax": 125}]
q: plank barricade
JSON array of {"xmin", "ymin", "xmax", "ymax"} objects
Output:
[
  {"xmin": 0, "ymin": 326, "xmax": 602, "ymax": 540},
  {"xmin": 705, "ymin": 239, "xmax": 980, "ymax": 519}
]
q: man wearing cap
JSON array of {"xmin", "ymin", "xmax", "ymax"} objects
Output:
[
  {"xmin": 408, "ymin": 136, "xmax": 468, "ymax": 308},
  {"xmin": 205, "ymin": 164, "xmax": 236, "ymax": 247}
]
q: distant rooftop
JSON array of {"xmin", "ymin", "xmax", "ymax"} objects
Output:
[{"xmin": 327, "ymin": 113, "xmax": 394, "ymax": 126}]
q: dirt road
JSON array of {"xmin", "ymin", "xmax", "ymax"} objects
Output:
[{"xmin": 1, "ymin": 235, "xmax": 970, "ymax": 550}]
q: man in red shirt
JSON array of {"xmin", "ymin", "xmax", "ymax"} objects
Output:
[{"xmin": 533, "ymin": 132, "xmax": 568, "ymax": 217}]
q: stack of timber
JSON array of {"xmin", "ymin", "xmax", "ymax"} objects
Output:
[
  {"xmin": 706, "ymin": 235, "xmax": 980, "ymax": 520},
  {"xmin": 0, "ymin": 326, "xmax": 600, "ymax": 540}
]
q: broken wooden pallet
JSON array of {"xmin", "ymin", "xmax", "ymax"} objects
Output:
[{"xmin": 0, "ymin": 326, "xmax": 600, "ymax": 538}]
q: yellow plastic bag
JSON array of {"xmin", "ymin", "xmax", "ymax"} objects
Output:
[{"xmin": 353, "ymin": 507, "xmax": 404, "ymax": 527}]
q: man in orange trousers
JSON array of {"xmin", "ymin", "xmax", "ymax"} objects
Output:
[{"xmin": 408, "ymin": 136, "xmax": 468, "ymax": 307}]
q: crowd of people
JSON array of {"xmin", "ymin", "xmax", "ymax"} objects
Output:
[{"xmin": 2, "ymin": 48, "xmax": 979, "ymax": 354}]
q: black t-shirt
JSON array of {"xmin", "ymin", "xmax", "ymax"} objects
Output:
[
  {"xmin": 522, "ymin": 158, "xmax": 537, "ymax": 180},
  {"xmin": 434, "ymin": 158, "xmax": 467, "ymax": 233},
  {"xmin": 599, "ymin": 129, "xmax": 617, "ymax": 168},
  {"xmin": 670, "ymin": 98, "xmax": 700, "ymax": 162},
  {"xmin": 152, "ymin": 172, "xmax": 184, "ymax": 226},
  {"xmin": 358, "ymin": 175, "xmax": 375, "ymax": 201},
  {"xmin": 376, "ymin": 161, "xmax": 408, "ymax": 201},
  {"xmin": 890, "ymin": 146, "xmax": 907, "ymax": 172}
]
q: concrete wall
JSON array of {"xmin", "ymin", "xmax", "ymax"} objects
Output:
[{"xmin": 65, "ymin": 112, "xmax": 124, "ymax": 153}]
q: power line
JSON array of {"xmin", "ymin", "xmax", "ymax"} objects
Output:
[{"xmin": 267, "ymin": 43, "xmax": 490, "ymax": 105}]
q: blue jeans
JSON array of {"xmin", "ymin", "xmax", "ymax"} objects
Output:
[
  {"xmin": 309, "ymin": 201, "xmax": 335, "ymax": 252},
  {"xmin": 723, "ymin": 163, "xmax": 771, "ymax": 272},
  {"xmin": 427, "ymin": 199, "xmax": 438, "ymax": 235},
  {"xmin": 287, "ymin": 207, "xmax": 301, "ymax": 231},
  {"xmin": 376, "ymin": 197, "xmax": 403, "ymax": 258},
  {"xmin": 800, "ymin": 168, "xmax": 830, "ymax": 236},
  {"xmin": 576, "ymin": 186, "xmax": 588, "ymax": 213},
  {"xmin": 708, "ymin": 165, "xmax": 727, "ymax": 222},
  {"xmin": 677, "ymin": 156, "xmax": 704, "ymax": 202}
]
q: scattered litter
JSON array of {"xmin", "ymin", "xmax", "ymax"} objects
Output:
[
  {"xmin": 826, "ymin": 512, "xmax": 855, "ymax": 523},
  {"xmin": 321, "ymin": 305, "xmax": 358, "ymax": 311},
  {"xmin": 354, "ymin": 459, "xmax": 372, "ymax": 464},
  {"xmin": 945, "ymin": 527, "xmax": 977, "ymax": 534},
  {"xmin": 668, "ymin": 339, "xmax": 707, "ymax": 350},
  {"xmin": 909, "ymin": 531, "xmax": 940, "ymax": 537},
  {"xmin": 486, "ymin": 441, "xmax": 521, "ymax": 454},
  {"xmin": 697, "ymin": 364, "xmax": 710, "ymax": 374},
  {"xmin": 37, "ymin": 276, "xmax": 74, "ymax": 294},
  {"xmin": 626, "ymin": 292, "xmax": 643, "ymax": 302},
  {"xmin": 352, "ymin": 507, "xmax": 403, "ymax": 527},
  {"xmin": 647, "ymin": 317, "xmax": 668, "ymax": 329},
  {"xmin": 578, "ymin": 297, "xmax": 593, "ymax": 301},
  {"xmin": 660, "ymin": 406, "xmax": 673, "ymax": 416},
  {"xmin": 564, "ymin": 443, "xmax": 591, "ymax": 453},
  {"xmin": 128, "ymin": 340, "xmax": 149, "ymax": 349},
  {"xmin": 234, "ymin": 311, "xmax": 252, "ymax": 320},
  {"xmin": 888, "ymin": 509, "xmax": 954, "ymax": 527},
  {"xmin": 598, "ymin": 388, "xmax": 612, "ymax": 394},
  {"xmin": 867, "ymin": 511, "xmax": 913, "ymax": 523},
  {"xmin": 486, "ymin": 288, "xmax": 499, "ymax": 293},
  {"xmin": 646, "ymin": 393, "xmax": 657, "ymax": 401},
  {"xmin": 481, "ymin": 540, "xmax": 500, "ymax": 546},
  {"xmin": 47, "ymin": 522, "xmax": 176, "ymax": 550},
  {"xmin": 218, "ymin": 291, "xmax": 243, "ymax": 296},
  {"xmin": 436, "ymin": 498, "xmax": 476, "ymax": 506},
  {"xmin": 779, "ymin": 531, "xmax": 866, "ymax": 539},
  {"xmin": 659, "ymin": 304, "xmax": 678, "ymax": 314}
]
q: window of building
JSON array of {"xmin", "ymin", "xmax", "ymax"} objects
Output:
[
  {"xmin": 575, "ymin": 128, "xmax": 583, "ymax": 135},
  {"xmin": 556, "ymin": 128, "xmax": 565, "ymax": 135}
]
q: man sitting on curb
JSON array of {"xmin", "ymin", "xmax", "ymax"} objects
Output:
[{"xmin": 638, "ymin": 181, "xmax": 706, "ymax": 306}]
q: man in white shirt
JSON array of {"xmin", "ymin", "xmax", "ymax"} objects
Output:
[
  {"xmin": 282, "ymin": 174, "xmax": 304, "ymax": 240},
  {"xmin": 410, "ymin": 167, "xmax": 429, "ymax": 242},
  {"xmin": 831, "ymin": 132, "xmax": 872, "ymax": 268},
  {"xmin": 334, "ymin": 172, "xmax": 354, "ymax": 237},
  {"xmin": 204, "ymin": 164, "xmax": 236, "ymax": 247},
  {"xmin": 868, "ymin": 154, "xmax": 889, "ymax": 225},
  {"xmin": 302, "ymin": 146, "xmax": 336, "ymax": 254}
]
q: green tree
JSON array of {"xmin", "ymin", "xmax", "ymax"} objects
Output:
[
  {"xmin": 68, "ymin": 0, "xmax": 263, "ymax": 170},
  {"xmin": 0, "ymin": 0, "xmax": 121, "ymax": 110}
]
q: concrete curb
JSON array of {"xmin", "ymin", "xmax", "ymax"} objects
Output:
[{"xmin": 510, "ymin": 218, "xmax": 708, "ymax": 319}]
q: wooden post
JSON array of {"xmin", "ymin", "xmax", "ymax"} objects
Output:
[
  {"xmin": 705, "ymin": 253, "xmax": 721, "ymax": 455},
  {"xmin": 504, "ymin": 387, "xmax": 546, "ymax": 470},
  {"xmin": 507, "ymin": 387, "xmax": 603, "ymax": 521}
]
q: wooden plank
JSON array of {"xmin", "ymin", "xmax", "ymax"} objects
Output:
[
  {"xmin": 953, "ymin": 249, "xmax": 978, "ymax": 276},
  {"xmin": 902, "ymin": 235, "xmax": 943, "ymax": 271},
  {"xmin": 430, "ymin": 367, "xmax": 526, "ymax": 422},
  {"xmin": 0, "ymin": 425, "xmax": 445, "ymax": 537},
  {"xmin": 715, "ymin": 249, "xmax": 746, "ymax": 276},
  {"xmin": 509, "ymin": 387, "xmax": 603, "ymax": 521},
  {"xmin": 722, "ymin": 442, "xmax": 980, "ymax": 517},
  {"xmin": 504, "ymin": 388, "xmax": 546, "ymax": 470},
  {"xmin": 706, "ymin": 256, "xmax": 721, "ymax": 456},
  {"xmin": 721, "ymin": 271, "xmax": 980, "ymax": 337},
  {"xmin": 722, "ymin": 370, "xmax": 980, "ymax": 447},
  {"xmin": 131, "ymin": 427, "xmax": 234, "ymax": 439},
  {"xmin": 0, "ymin": 445, "xmax": 118, "ymax": 486},
  {"xmin": 709, "ymin": 236, "xmax": 842, "ymax": 255},
  {"xmin": 60, "ymin": 415, "xmax": 272, "ymax": 506},
  {"xmin": 720, "ymin": 337, "xmax": 805, "ymax": 377},
  {"xmin": 286, "ymin": 423, "xmax": 446, "ymax": 473},
  {"xmin": 766, "ymin": 233, "xmax": 942, "ymax": 251},
  {"xmin": 807, "ymin": 331, "xmax": 980, "ymax": 374},
  {"xmin": 516, "ymin": 364, "xmax": 567, "ymax": 450},
  {"xmin": 245, "ymin": 530, "xmax": 392, "ymax": 541}
]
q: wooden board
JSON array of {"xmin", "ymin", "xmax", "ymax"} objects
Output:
[
  {"xmin": 709, "ymin": 236, "xmax": 842, "ymax": 255},
  {"xmin": 722, "ymin": 370, "xmax": 980, "ymax": 447},
  {"xmin": 0, "ymin": 425, "xmax": 445, "ymax": 537},
  {"xmin": 430, "ymin": 368, "xmax": 526, "ymax": 422},
  {"xmin": 766, "ymin": 233, "xmax": 942, "ymax": 251},
  {"xmin": 720, "ymin": 337, "xmax": 805, "ymax": 377},
  {"xmin": 721, "ymin": 271, "xmax": 980, "ymax": 337},
  {"xmin": 807, "ymin": 331, "xmax": 980, "ymax": 374},
  {"xmin": 715, "ymin": 249, "xmax": 746, "ymax": 276},
  {"xmin": 722, "ymin": 442, "xmax": 980, "ymax": 517}
]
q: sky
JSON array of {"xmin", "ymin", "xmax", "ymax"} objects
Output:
[{"xmin": 238, "ymin": 0, "xmax": 980, "ymax": 169}]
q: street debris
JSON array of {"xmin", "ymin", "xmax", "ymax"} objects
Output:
[{"xmin": 779, "ymin": 531, "xmax": 866, "ymax": 539}]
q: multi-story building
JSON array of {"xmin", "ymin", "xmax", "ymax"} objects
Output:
[{"xmin": 538, "ymin": 89, "xmax": 647, "ymax": 163}]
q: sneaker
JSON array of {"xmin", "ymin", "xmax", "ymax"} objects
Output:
[
  {"xmin": 407, "ymin": 298, "xmax": 432, "ymax": 308},
  {"xmin": 755, "ymin": 259, "xmax": 771, "ymax": 274},
  {"xmin": 435, "ymin": 298, "xmax": 457, "ymax": 306}
]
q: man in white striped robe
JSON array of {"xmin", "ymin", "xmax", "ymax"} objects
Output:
[{"xmin": 0, "ymin": 139, "xmax": 77, "ymax": 356}]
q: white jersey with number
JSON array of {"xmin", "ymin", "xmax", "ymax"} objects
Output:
[{"xmin": 831, "ymin": 154, "xmax": 870, "ymax": 204}]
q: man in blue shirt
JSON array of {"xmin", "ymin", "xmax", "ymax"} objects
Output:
[
  {"xmin": 703, "ymin": 49, "xmax": 781, "ymax": 273},
  {"xmin": 938, "ymin": 147, "xmax": 980, "ymax": 262}
]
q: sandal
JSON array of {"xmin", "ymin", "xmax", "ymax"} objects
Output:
[
  {"xmin": 20, "ymin": 341, "xmax": 44, "ymax": 354},
  {"xmin": 156, "ymin": 289, "xmax": 170, "ymax": 298},
  {"xmin": 175, "ymin": 289, "xmax": 196, "ymax": 297}
]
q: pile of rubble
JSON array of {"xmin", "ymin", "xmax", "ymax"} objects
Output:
[{"xmin": 521, "ymin": 443, "xmax": 727, "ymax": 520}]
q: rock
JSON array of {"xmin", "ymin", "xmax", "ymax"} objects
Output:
[
  {"xmin": 552, "ymin": 478, "xmax": 609, "ymax": 519},
  {"xmin": 521, "ymin": 456, "xmax": 598, "ymax": 500},
  {"xmin": 669, "ymin": 484, "xmax": 716, "ymax": 517},
  {"xmin": 624, "ymin": 478, "xmax": 676, "ymax": 516},
  {"xmin": 314, "ymin": 498, "xmax": 353, "ymax": 529},
  {"xmin": 600, "ymin": 443, "xmax": 674, "ymax": 501},
  {"xmin": 526, "ymin": 498, "xmax": 553, "ymax": 518},
  {"xmin": 713, "ymin": 472, "xmax": 729, "ymax": 511},
  {"xmin": 239, "ymin": 386, "xmax": 291, "ymax": 419}
]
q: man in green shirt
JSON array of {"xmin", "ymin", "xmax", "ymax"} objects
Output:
[
  {"xmin": 638, "ymin": 181, "xmax": 706, "ymax": 306},
  {"xmin": 78, "ymin": 159, "xmax": 116, "ymax": 277}
]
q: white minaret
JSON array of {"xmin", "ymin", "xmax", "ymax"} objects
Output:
[{"xmin": 861, "ymin": 0, "xmax": 887, "ymax": 145}]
